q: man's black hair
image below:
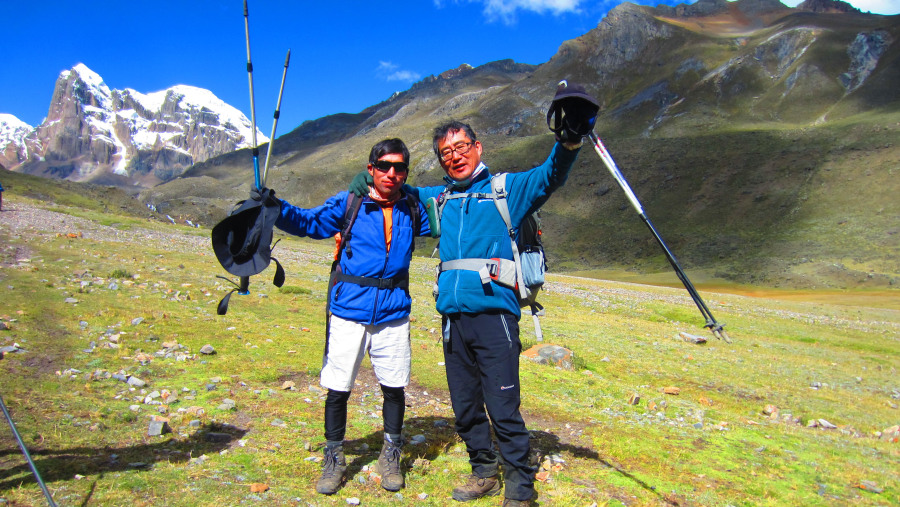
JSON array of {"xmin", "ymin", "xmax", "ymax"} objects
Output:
[
  {"xmin": 432, "ymin": 121, "xmax": 478, "ymax": 156},
  {"xmin": 369, "ymin": 138, "xmax": 410, "ymax": 165}
]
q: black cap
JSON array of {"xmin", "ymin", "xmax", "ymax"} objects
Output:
[
  {"xmin": 552, "ymin": 80, "xmax": 599, "ymax": 107},
  {"xmin": 211, "ymin": 189, "xmax": 280, "ymax": 277}
]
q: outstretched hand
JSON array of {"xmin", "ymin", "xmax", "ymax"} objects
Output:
[
  {"xmin": 250, "ymin": 186, "xmax": 282, "ymax": 208},
  {"xmin": 349, "ymin": 171, "xmax": 373, "ymax": 197},
  {"xmin": 547, "ymin": 80, "xmax": 600, "ymax": 144}
]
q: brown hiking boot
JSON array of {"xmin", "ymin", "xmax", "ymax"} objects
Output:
[
  {"xmin": 374, "ymin": 438, "xmax": 404, "ymax": 491},
  {"xmin": 315, "ymin": 445, "xmax": 347, "ymax": 495},
  {"xmin": 451, "ymin": 474, "xmax": 501, "ymax": 501}
]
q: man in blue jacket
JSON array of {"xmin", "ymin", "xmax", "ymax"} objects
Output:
[
  {"xmin": 269, "ymin": 138, "xmax": 429, "ymax": 495},
  {"xmin": 349, "ymin": 83, "xmax": 599, "ymax": 506}
]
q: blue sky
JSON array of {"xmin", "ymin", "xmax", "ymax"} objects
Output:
[{"xmin": 2, "ymin": 0, "xmax": 897, "ymax": 134}]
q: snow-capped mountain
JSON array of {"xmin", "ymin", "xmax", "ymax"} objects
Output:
[
  {"xmin": 1, "ymin": 63, "xmax": 266, "ymax": 187},
  {"xmin": 0, "ymin": 114, "xmax": 34, "ymax": 168}
]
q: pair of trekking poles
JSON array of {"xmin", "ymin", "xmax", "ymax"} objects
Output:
[{"xmin": 225, "ymin": 4, "xmax": 730, "ymax": 342}]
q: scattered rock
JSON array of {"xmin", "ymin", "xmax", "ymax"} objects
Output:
[
  {"xmin": 199, "ymin": 344, "xmax": 216, "ymax": 355},
  {"xmin": 131, "ymin": 317, "xmax": 144, "ymax": 326},
  {"xmin": 855, "ymin": 481, "xmax": 883, "ymax": 494},
  {"xmin": 679, "ymin": 332, "xmax": 707, "ymax": 344},
  {"xmin": 249, "ymin": 483, "xmax": 269, "ymax": 493},
  {"xmin": 281, "ymin": 381, "xmax": 295, "ymax": 390},
  {"xmin": 663, "ymin": 387, "xmax": 681, "ymax": 395},
  {"xmin": 628, "ymin": 394, "xmax": 641, "ymax": 405},
  {"xmin": 218, "ymin": 399, "xmax": 236, "ymax": 411},
  {"xmin": 522, "ymin": 344, "xmax": 575, "ymax": 370},
  {"xmin": 127, "ymin": 376, "xmax": 147, "ymax": 388},
  {"xmin": 148, "ymin": 420, "xmax": 170, "ymax": 436}
]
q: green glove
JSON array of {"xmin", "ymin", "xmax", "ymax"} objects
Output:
[{"xmin": 349, "ymin": 171, "xmax": 373, "ymax": 197}]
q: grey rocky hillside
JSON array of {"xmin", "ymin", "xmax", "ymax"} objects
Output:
[
  {"xmin": 7, "ymin": 0, "xmax": 899, "ymax": 290},
  {"xmin": 155, "ymin": 0, "xmax": 898, "ymax": 290}
]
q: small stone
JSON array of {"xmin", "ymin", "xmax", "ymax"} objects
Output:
[
  {"xmin": 148, "ymin": 420, "xmax": 170, "ymax": 436},
  {"xmin": 346, "ymin": 497, "xmax": 361, "ymax": 505},
  {"xmin": 64, "ymin": 297, "xmax": 79, "ymax": 304},
  {"xmin": 628, "ymin": 394, "xmax": 640, "ymax": 405},
  {"xmin": 817, "ymin": 419, "xmax": 837, "ymax": 429},
  {"xmin": 249, "ymin": 483, "xmax": 269, "ymax": 493},
  {"xmin": 663, "ymin": 387, "xmax": 681, "ymax": 395},
  {"xmin": 417, "ymin": 493, "xmax": 428, "ymax": 500},
  {"xmin": 410, "ymin": 434, "xmax": 426, "ymax": 445},
  {"xmin": 127, "ymin": 376, "xmax": 147, "ymax": 388},
  {"xmin": 199, "ymin": 344, "xmax": 216, "ymax": 355},
  {"xmin": 281, "ymin": 381, "xmax": 295, "ymax": 390},
  {"xmin": 132, "ymin": 317, "xmax": 144, "ymax": 326},
  {"xmin": 856, "ymin": 480, "xmax": 883, "ymax": 494}
]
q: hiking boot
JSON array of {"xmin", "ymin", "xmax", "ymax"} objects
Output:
[
  {"xmin": 451, "ymin": 474, "xmax": 501, "ymax": 501},
  {"xmin": 315, "ymin": 445, "xmax": 347, "ymax": 495},
  {"xmin": 374, "ymin": 438, "xmax": 404, "ymax": 491}
]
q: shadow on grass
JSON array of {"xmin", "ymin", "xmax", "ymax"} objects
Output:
[
  {"xmin": 0, "ymin": 422, "xmax": 247, "ymax": 498},
  {"xmin": 529, "ymin": 429, "xmax": 681, "ymax": 506},
  {"xmin": 314, "ymin": 415, "xmax": 459, "ymax": 495}
]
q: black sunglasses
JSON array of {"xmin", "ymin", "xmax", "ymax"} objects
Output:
[{"xmin": 373, "ymin": 160, "xmax": 409, "ymax": 172}]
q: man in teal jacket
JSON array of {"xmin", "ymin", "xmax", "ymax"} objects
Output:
[
  {"xmin": 350, "ymin": 83, "xmax": 599, "ymax": 506},
  {"xmin": 268, "ymin": 138, "xmax": 430, "ymax": 495}
]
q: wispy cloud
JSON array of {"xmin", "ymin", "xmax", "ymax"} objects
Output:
[
  {"xmin": 376, "ymin": 61, "xmax": 422, "ymax": 82},
  {"xmin": 436, "ymin": 0, "xmax": 583, "ymax": 24}
]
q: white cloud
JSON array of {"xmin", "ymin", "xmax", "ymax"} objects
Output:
[
  {"xmin": 376, "ymin": 61, "xmax": 422, "ymax": 82},
  {"xmin": 435, "ymin": 0, "xmax": 583, "ymax": 24},
  {"xmin": 484, "ymin": 0, "xmax": 583, "ymax": 23}
]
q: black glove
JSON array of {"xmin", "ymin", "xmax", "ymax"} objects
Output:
[
  {"xmin": 250, "ymin": 186, "xmax": 281, "ymax": 208},
  {"xmin": 349, "ymin": 171, "xmax": 373, "ymax": 197},
  {"xmin": 547, "ymin": 80, "xmax": 600, "ymax": 144}
]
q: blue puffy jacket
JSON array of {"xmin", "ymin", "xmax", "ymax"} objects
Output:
[
  {"xmin": 407, "ymin": 142, "xmax": 580, "ymax": 318},
  {"xmin": 275, "ymin": 190, "xmax": 430, "ymax": 325}
]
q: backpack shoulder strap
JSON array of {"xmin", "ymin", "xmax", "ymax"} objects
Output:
[
  {"xmin": 489, "ymin": 173, "xmax": 527, "ymax": 300},
  {"xmin": 490, "ymin": 173, "xmax": 514, "ymax": 237},
  {"xmin": 337, "ymin": 193, "xmax": 364, "ymax": 261},
  {"xmin": 405, "ymin": 191, "xmax": 421, "ymax": 250}
]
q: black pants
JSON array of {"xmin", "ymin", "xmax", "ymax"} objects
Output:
[{"xmin": 443, "ymin": 311, "xmax": 534, "ymax": 501}]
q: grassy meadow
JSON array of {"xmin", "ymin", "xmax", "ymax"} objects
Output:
[{"xmin": 0, "ymin": 192, "xmax": 898, "ymax": 506}]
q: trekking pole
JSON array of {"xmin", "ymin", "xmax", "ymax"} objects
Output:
[
  {"xmin": 261, "ymin": 49, "xmax": 290, "ymax": 187},
  {"xmin": 239, "ymin": 0, "xmax": 260, "ymax": 297},
  {"xmin": 0, "ymin": 354, "xmax": 57, "ymax": 506},
  {"xmin": 243, "ymin": 0, "xmax": 261, "ymax": 191},
  {"xmin": 587, "ymin": 132, "xmax": 731, "ymax": 342}
]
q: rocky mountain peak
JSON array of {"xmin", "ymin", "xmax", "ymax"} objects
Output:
[
  {"xmin": 3, "ymin": 64, "xmax": 265, "ymax": 187},
  {"xmin": 796, "ymin": 0, "xmax": 861, "ymax": 13}
]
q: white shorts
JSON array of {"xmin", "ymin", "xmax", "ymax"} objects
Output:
[{"xmin": 320, "ymin": 315, "xmax": 411, "ymax": 392}]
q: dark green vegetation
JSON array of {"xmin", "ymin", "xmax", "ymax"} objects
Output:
[{"xmin": 0, "ymin": 192, "xmax": 897, "ymax": 506}]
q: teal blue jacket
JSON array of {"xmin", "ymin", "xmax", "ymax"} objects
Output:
[{"xmin": 407, "ymin": 142, "xmax": 580, "ymax": 318}]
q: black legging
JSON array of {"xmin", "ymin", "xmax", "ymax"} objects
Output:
[
  {"xmin": 323, "ymin": 385, "xmax": 405, "ymax": 441},
  {"xmin": 381, "ymin": 384, "xmax": 405, "ymax": 436}
]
